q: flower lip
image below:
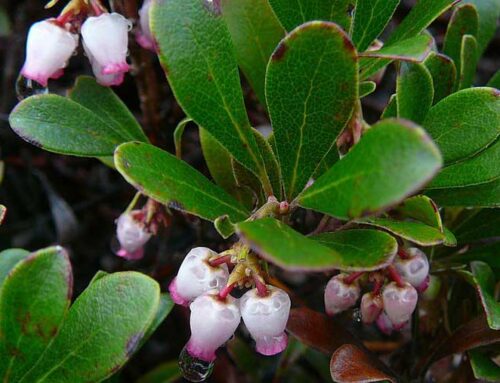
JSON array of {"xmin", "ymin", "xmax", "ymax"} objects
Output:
[{"xmin": 136, "ymin": 0, "xmax": 158, "ymax": 52}]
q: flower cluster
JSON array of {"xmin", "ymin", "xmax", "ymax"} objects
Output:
[
  {"xmin": 21, "ymin": 0, "xmax": 155, "ymax": 88},
  {"xmin": 324, "ymin": 247, "xmax": 429, "ymax": 334},
  {"xmin": 169, "ymin": 247, "xmax": 291, "ymax": 366}
]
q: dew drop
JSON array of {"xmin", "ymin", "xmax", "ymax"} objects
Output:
[
  {"xmin": 16, "ymin": 75, "xmax": 48, "ymax": 101},
  {"xmin": 179, "ymin": 346, "xmax": 214, "ymax": 382}
]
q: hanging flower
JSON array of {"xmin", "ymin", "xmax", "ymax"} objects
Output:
[
  {"xmin": 324, "ymin": 273, "xmax": 360, "ymax": 315},
  {"xmin": 115, "ymin": 210, "xmax": 152, "ymax": 260},
  {"xmin": 382, "ymin": 281, "xmax": 418, "ymax": 328},
  {"xmin": 360, "ymin": 292, "xmax": 383, "ymax": 324},
  {"xmin": 136, "ymin": 0, "xmax": 157, "ymax": 52},
  {"xmin": 394, "ymin": 248, "xmax": 430, "ymax": 292}
]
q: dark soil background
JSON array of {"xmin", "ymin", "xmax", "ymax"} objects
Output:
[{"xmin": 0, "ymin": 1, "xmax": 497, "ymax": 382}]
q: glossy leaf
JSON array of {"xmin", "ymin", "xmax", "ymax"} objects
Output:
[
  {"xmin": 424, "ymin": 52, "xmax": 457, "ymax": 104},
  {"xmin": 221, "ymin": 0, "xmax": 284, "ymax": 105},
  {"xmin": 0, "ymin": 247, "xmax": 72, "ymax": 382},
  {"xmin": 20, "ymin": 272, "xmax": 160, "ymax": 383},
  {"xmin": 359, "ymin": 34, "xmax": 433, "ymax": 62},
  {"xmin": 359, "ymin": 81, "xmax": 376, "ymax": 98},
  {"xmin": 426, "ymin": 178, "xmax": 500, "ymax": 208},
  {"xmin": 0, "ymin": 248, "xmax": 30, "ymax": 285},
  {"xmin": 266, "ymin": 21, "xmax": 357, "ymax": 200},
  {"xmin": 469, "ymin": 350, "xmax": 500, "ymax": 382},
  {"xmin": 115, "ymin": 142, "xmax": 250, "ymax": 223},
  {"xmin": 298, "ymin": 119, "xmax": 442, "ymax": 220},
  {"xmin": 381, "ymin": 95, "xmax": 397, "ymax": 119},
  {"xmin": 253, "ymin": 129, "xmax": 282, "ymax": 198},
  {"xmin": 423, "ymin": 87, "xmax": 500, "ymax": 165},
  {"xmin": 237, "ymin": 218, "xmax": 397, "ymax": 271},
  {"xmin": 351, "ymin": 0, "xmax": 399, "ymax": 52},
  {"xmin": 395, "ymin": 195, "xmax": 442, "ymax": 230},
  {"xmin": 487, "ymin": 70, "xmax": 500, "ymax": 88},
  {"xmin": 360, "ymin": 217, "xmax": 448, "ymax": 246},
  {"xmin": 268, "ymin": 0, "xmax": 352, "ymax": 31},
  {"xmin": 173, "ymin": 117, "xmax": 192, "ymax": 159},
  {"xmin": 462, "ymin": 0, "xmax": 500, "ymax": 55},
  {"xmin": 459, "ymin": 34, "xmax": 478, "ymax": 90},
  {"xmin": 471, "ymin": 262, "xmax": 500, "ymax": 330},
  {"xmin": 396, "ymin": 62, "xmax": 433, "ymax": 124},
  {"xmin": 137, "ymin": 361, "xmax": 181, "ymax": 383},
  {"xmin": 151, "ymin": 0, "xmax": 269, "ymax": 188}
]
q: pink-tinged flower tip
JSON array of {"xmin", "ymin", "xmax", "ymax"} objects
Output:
[
  {"xmin": 324, "ymin": 273, "xmax": 360, "ymax": 316},
  {"xmin": 115, "ymin": 210, "xmax": 151, "ymax": 258},
  {"xmin": 376, "ymin": 312, "xmax": 394, "ymax": 335},
  {"xmin": 360, "ymin": 292, "xmax": 383, "ymax": 324},
  {"xmin": 394, "ymin": 248, "xmax": 430, "ymax": 289},
  {"xmin": 168, "ymin": 277, "xmax": 191, "ymax": 307},
  {"xmin": 116, "ymin": 247, "xmax": 144, "ymax": 261},
  {"xmin": 21, "ymin": 19, "xmax": 78, "ymax": 87},
  {"xmin": 170, "ymin": 247, "xmax": 229, "ymax": 306},
  {"xmin": 382, "ymin": 281, "xmax": 418, "ymax": 327},
  {"xmin": 240, "ymin": 286, "xmax": 291, "ymax": 356},
  {"xmin": 186, "ymin": 293, "xmax": 241, "ymax": 362},
  {"xmin": 136, "ymin": 0, "xmax": 158, "ymax": 52}
]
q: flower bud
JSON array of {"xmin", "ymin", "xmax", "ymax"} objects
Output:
[
  {"xmin": 116, "ymin": 210, "xmax": 151, "ymax": 260},
  {"xmin": 21, "ymin": 20, "xmax": 78, "ymax": 87},
  {"xmin": 324, "ymin": 274, "xmax": 360, "ymax": 316},
  {"xmin": 240, "ymin": 286, "xmax": 291, "ymax": 356},
  {"xmin": 186, "ymin": 293, "xmax": 241, "ymax": 362},
  {"xmin": 169, "ymin": 247, "xmax": 229, "ymax": 306},
  {"xmin": 360, "ymin": 292, "xmax": 383, "ymax": 324},
  {"xmin": 382, "ymin": 282, "xmax": 418, "ymax": 327},
  {"xmin": 376, "ymin": 312, "xmax": 394, "ymax": 335},
  {"xmin": 394, "ymin": 248, "xmax": 429, "ymax": 290},
  {"xmin": 136, "ymin": 0, "xmax": 157, "ymax": 52},
  {"xmin": 81, "ymin": 13, "xmax": 131, "ymax": 86}
]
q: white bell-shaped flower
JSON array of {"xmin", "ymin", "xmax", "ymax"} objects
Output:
[
  {"xmin": 186, "ymin": 292, "xmax": 241, "ymax": 362},
  {"xmin": 394, "ymin": 248, "xmax": 430, "ymax": 291},
  {"xmin": 324, "ymin": 274, "xmax": 360, "ymax": 316},
  {"xmin": 136, "ymin": 0, "xmax": 157, "ymax": 52},
  {"xmin": 382, "ymin": 281, "xmax": 418, "ymax": 327},
  {"xmin": 360, "ymin": 292, "xmax": 383, "ymax": 324},
  {"xmin": 240, "ymin": 286, "xmax": 291, "ymax": 356},
  {"xmin": 81, "ymin": 13, "xmax": 131, "ymax": 85},
  {"xmin": 21, "ymin": 19, "xmax": 78, "ymax": 87},
  {"xmin": 169, "ymin": 247, "xmax": 229, "ymax": 306},
  {"xmin": 116, "ymin": 210, "xmax": 151, "ymax": 259}
]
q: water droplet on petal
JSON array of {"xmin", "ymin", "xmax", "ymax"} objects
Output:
[
  {"xmin": 16, "ymin": 74, "xmax": 48, "ymax": 100},
  {"xmin": 179, "ymin": 346, "xmax": 214, "ymax": 382}
]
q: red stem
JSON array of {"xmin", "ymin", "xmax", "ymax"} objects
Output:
[
  {"xmin": 387, "ymin": 265, "xmax": 405, "ymax": 287},
  {"xmin": 398, "ymin": 248, "xmax": 410, "ymax": 259},
  {"xmin": 372, "ymin": 280, "xmax": 382, "ymax": 295},
  {"xmin": 218, "ymin": 283, "xmax": 236, "ymax": 300},
  {"xmin": 55, "ymin": 11, "xmax": 73, "ymax": 26},
  {"xmin": 343, "ymin": 271, "xmax": 364, "ymax": 285},
  {"xmin": 208, "ymin": 255, "xmax": 232, "ymax": 268},
  {"xmin": 254, "ymin": 276, "xmax": 269, "ymax": 297}
]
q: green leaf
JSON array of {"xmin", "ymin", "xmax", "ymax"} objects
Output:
[
  {"xmin": 426, "ymin": 178, "xmax": 500, "ymax": 208},
  {"xmin": 151, "ymin": 0, "xmax": 270, "ymax": 190},
  {"xmin": 395, "ymin": 195, "xmax": 442, "ymax": 230},
  {"xmin": 470, "ymin": 350, "xmax": 500, "ymax": 382},
  {"xmin": 453, "ymin": 210, "xmax": 500, "ymax": 245},
  {"xmin": 137, "ymin": 361, "xmax": 181, "ymax": 383},
  {"xmin": 253, "ymin": 129, "xmax": 282, "ymax": 199},
  {"xmin": 140, "ymin": 294, "xmax": 174, "ymax": 347},
  {"xmin": 462, "ymin": 0, "xmax": 500, "ymax": 55},
  {"xmin": 428, "ymin": 139, "xmax": 499, "ymax": 189},
  {"xmin": 351, "ymin": 0, "xmax": 399, "ymax": 52},
  {"xmin": 214, "ymin": 215, "xmax": 237, "ymax": 239},
  {"xmin": 381, "ymin": 94, "xmax": 397, "ymax": 119},
  {"xmin": 443, "ymin": 4, "xmax": 479, "ymax": 84},
  {"xmin": 359, "ymin": 0, "xmax": 457, "ymax": 79},
  {"xmin": 268, "ymin": 0, "xmax": 352, "ymax": 32},
  {"xmin": 221, "ymin": 0, "xmax": 284, "ymax": 105},
  {"xmin": 173, "ymin": 117, "xmax": 192, "ymax": 159},
  {"xmin": 359, "ymin": 81, "xmax": 376, "ymax": 98},
  {"xmin": 297, "ymin": 119, "xmax": 442, "ymax": 220},
  {"xmin": 20, "ymin": 272, "xmax": 160, "ymax": 383},
  {"xmin": 423, "ymin": 87, "xmax": 500, "ymax": 165},
  {"xmin": 68, "ymin": 76, "xmax": 148, "ymax": 143},
  {"xmin": 115, "ymin": 142, "xmax": 250, "ymax": 223},
  {"xmin": 423, "ymin": 52, "xmax": 457, "ymax": 104},
  {"xmin": 266, "ymin": 21, "xmax": 358, "ymax": 200},
  {"xmin": 459, "ymin": 34, "xmax": 478, "ymax": 90},
  {"xmin": 9, "ymin": 95, "xmax": 134, "ymax": 157},
  {"xmin": 0, "ymin": 247, "xmax": 72, "ymax": 382},
  {"xmin": 360, "ymin": 217, "xmax": 448, "ymax": 246},
  {"xmin": 0, "ymin": 249, "xmax": 30, "ymax": 285},
  {"xmin": 396, "ymin": 62, "xmax": 433, "ymax": 124},
  {"xmin": 487, "ymin": 70, "xmax": 500, "ymax": 88},
  {"xmin": 470, "ymin": 261, "xmax": 500, "ymax": 330},
  {"xmin": 359, "ymin": 34, "xmax": 433, "ymax": 62},
  {"xmin": 237, "ymin": 218, "xmax": 397, "ymax": 271}
]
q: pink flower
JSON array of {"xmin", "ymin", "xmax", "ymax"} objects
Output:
[
  {"xmin": 81, "ymin": 13, "xmax": 131, "ymax": 86},
  {"xmin": 324, "ymin": 273, "xmax": 360, "ymax": 315},
  {"xmin": 382, "ymin": 281, "xmax": 418, "ymax": 327},
  {"xmin": 21, "ymin": 19, "xmax": 78, "ymax": 87},
  {"xmin": 186, "ymin": 292, "xmax": 241, "ymax": 362},
  {"xmin": 136, "ymin": 0, "xmax": 157, "ymax": 52},
  {"xmin": 240, "ymin": 286, "xmax": 291, "ymax": 356},
  {"xmin": 115, "ymin": 210, "xmax": 151, "ymax": 260},
  {"xmin": 394, "ymin": 248, "xmax": 430, "ymax": 291},
  {"xmin": 360, "ymin": 292, "xmax": 383, "ymax": 324},
  {"xmin": 168, "ymin": 247, "xmax": 229, "ymax": 306},
  {"xmin": 376, "ymin": 312, "xmax": 394, "ymax": 335}
]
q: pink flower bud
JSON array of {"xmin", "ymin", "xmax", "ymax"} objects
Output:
[
  {"xmin": 376, "ymin": 312, "xmax": 394, "ymax": 335},
  {"xmin": 136, "ymin": 0, "xmax": 157, "ymax": 52},
  {"xmin": 186, "ymin": 293, "xmax": 241, "ymax": 362},
  {"xmin": 324, "ymin": 274, "xmax": 360, "ymax": 316},
  {"xmin": 116, "ymin": 210, "xmax": 151, "ymax": 259},
  {"xmin": 382, "ymin": 282, "xmax": 418, "ymax": 327},
  {"xmin": 81, "ymin": 13, "xmax": 131, "ymax": 86},
  {"xmin": 169, "ymin": 247, "xmax": 229, "ymax": 306},
  {"xmin": 21, "ymin": 20, "xmax": 78, "ymax": 87},
  {"xmin": 394, "ymin": 248, "xmax": 429, "ymax": 290},
  {"xmin": 240, "ymin": 286, "xmax": 291, "ymax": 356},
  {"xmin": 360, "ymin": 292, "xmax": 383, "ymax": 324}
]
